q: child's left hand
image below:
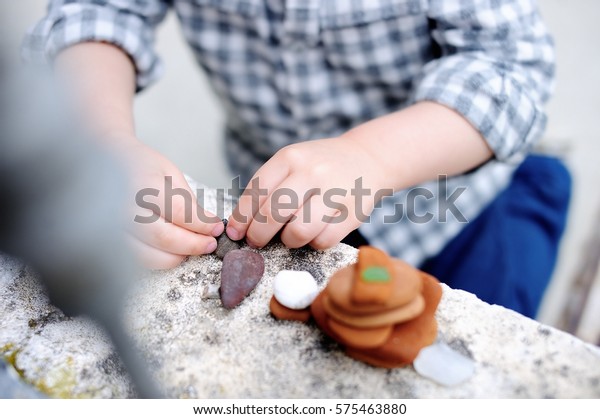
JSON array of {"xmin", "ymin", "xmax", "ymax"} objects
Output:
[{"xmin": 226, "ymin": 136, "xmax": 390, "ymax": 249}]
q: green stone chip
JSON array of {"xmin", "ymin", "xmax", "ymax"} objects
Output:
[{"xmin": 361, "ymin": 266, "xmax": 391, "ymax": 282}]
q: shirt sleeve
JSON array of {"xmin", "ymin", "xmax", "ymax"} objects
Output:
[
  {"xmin": 412, "ymin": 0, "xmax": 556, "ymax": 163},
  {"xmin": 22, "ymin": 0, "xmax": 171, "ymax": 91}
]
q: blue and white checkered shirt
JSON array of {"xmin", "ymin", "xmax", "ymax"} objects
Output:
[{"xmin": 24, "ymin": 0, "xmax": 555, "ymax": 266}]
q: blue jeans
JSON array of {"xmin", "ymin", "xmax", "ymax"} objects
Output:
[{"xmin": 420, "ymin": 155, "xmax": 571, "ymax": 318}]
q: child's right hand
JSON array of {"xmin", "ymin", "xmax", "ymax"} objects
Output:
[{"xmin": 116, "ymin": 136, "xmax": 224, "ymax": 269}]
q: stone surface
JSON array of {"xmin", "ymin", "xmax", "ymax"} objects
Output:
[
  {"xmin": 273, "ymin": 270, "xmax": 318, "ymax": 310},
  {"xmin": 1, "ymin": 186, "xmax": 600, "ymax": 398},
  {"xmin": 219, "ymin": 249, "xmax": 264, "ymax": 309}
]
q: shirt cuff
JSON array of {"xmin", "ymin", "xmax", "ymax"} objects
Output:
[
  {"xmin": 411, "ymin": 54, "xmax": 546, "ymax": 164},
  {"xmin": 22, "ymin": 4, "xmax": 163, "ymax": 91}
]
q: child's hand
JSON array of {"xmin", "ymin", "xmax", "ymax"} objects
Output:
[
  {"xmin": 226, "ymin": 137, "xmax": 390, "ymax": 250},
  {"xmin": 119, "ymin": 138, "xmax": 224, "ymax": 269}
]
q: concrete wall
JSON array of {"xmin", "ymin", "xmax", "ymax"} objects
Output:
[{"xmin": 2, "ymin": 0, "xmax": 599, "ymax": 335}]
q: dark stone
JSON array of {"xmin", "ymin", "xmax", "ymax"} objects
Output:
[
  {"xmin": 220, "ymin": 250, "xmax": 264, "ymax": 309},
  {"xmin": 215, "ymin": 233, "xmax": 241, "ymax": 260},
  {"xmin": 213, "ymin": 219, "xmax": 241, "ymax": 259}
]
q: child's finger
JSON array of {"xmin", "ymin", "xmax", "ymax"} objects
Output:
[
  {"xmin": 135, "ymin": 176, "xmax": 224, "ymax": 237},
  {"xmin": 309, "ymin": 216, "xmax": 361, "ymax": 251},
  {"xmin": 227, "ymin": 160, "xmax": 289, "ymax": 240},
  {"xmin": 127, "ymin": 235, "xmax": 186, "ymax": 270},
  {"xmin": 280, "ymin": 196, "xmax": 339, "ymax": 248},
  {"xmin": 131, "ymin": 213, "xmax": 217, "ymax": 256},
  {"xmin": 244, "ymin": 175, "xmax": 315, "ymax": 248}
]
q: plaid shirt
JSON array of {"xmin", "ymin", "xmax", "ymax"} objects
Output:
[{"xmin": 24, "ymin": 0, "xmax": 555, "ymax": 266}]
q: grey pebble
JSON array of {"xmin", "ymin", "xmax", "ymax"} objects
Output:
[
  {"xmin": 214, "ymin": 219, "xmax": 242, "ymax": 260},
  {"xmin": 215, "ymin": 233, "xmax": 241, "ymax": 260}
]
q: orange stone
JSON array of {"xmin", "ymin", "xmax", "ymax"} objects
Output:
[
  {"xmin": 327, "ymin": 318, "xmax": 393, "ymax": 349},
  {"xmin": 310, "ymin": 291, "xmax": 336, "ymax": 338},
  {"xmin": 351, "ymin": 246, "xmax": 395, "ymax": 305},
  {"xmin": 419, "ymin": 272, "xmax": 443, "ymax": 316},
  {"xmin": 269, "ymin": 296, "xmax": 311, "ymax": 322},
  {"xmin": 328, "ymin": 263, "xmax": 422, "ymax": 314},
  {"xmin": 348, "ymin": 313, "xmax": 437, "ymax": 366},
  {"xmin": 324, "ymin": 294, "xmax": 425, "ymax": 328}
]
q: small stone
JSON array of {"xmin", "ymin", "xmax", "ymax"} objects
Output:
[
  {"xmin": 269, "ymin": 296, "xmax": 311, "ymax": 322},
  {"xmin": 215, "ymin": 230, "xmax": 241, "ymax": 260},
  {"xmin": 201, "ymin": 283, "xmax": 221, "ymax": 299},
  {"xmin": 413, "ymin": 341, "xmax": 476, "ymax": 386},
  {"xmin": 324, "ymin": 294, "xmax": 425, "ymax": 328},
  {"xmin": 220, "ymin": 250, "xmax": 264, "ymax": 309},
  {"xmin": 273, "ymin": 270, "xmax": 319, "ymax": 310},
  {"xmin": 327, "ymin": 318, "xmax": 393, "ymax": 349},
  {"xmin": 327, "ymin": 265, "xmax": 422, "ymax": 314}
]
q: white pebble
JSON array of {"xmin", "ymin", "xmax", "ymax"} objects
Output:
[
  {"xmin": 273, "ymin": 270, "xmax": 319, "ymax": 310},
  {"xmin": 413, "ymin": 341, "xmax": 475, "ymax": 387}
]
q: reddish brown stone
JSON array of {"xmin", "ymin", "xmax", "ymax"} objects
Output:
[
  {"xmin": 269, "ymin": 296, "xmax": 311, "ymax": 322},
  {"xmin": 328, "ymin": 264, "xmax": 422, "ymax": 315},
  {"xmin": 220, "ymin": 249, "xmax": 264, "ymax": 309},
  {"xmin": 346, "ymin": 275, "xmax": 441, "ymax": 366},
  {"xmin": 328, "ymin": 318, "xmax": 392, "ymax": 349},
  {"xmin": 420, "ymin": 272, "xmax": 443, "ymax": 316},
  {"xmin": 324, "ymin": 294, "xmax": 425, "ymax": 328},
  {"xmin": 310, "ymin": 291, "xmax": 336, "ymax": 339}
]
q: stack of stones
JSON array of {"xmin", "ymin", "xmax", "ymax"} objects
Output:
[{"xmin": 311, "ymin": 246, "xmax": 442, "ymax": 368}]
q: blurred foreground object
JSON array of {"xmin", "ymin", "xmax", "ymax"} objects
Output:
[{"xmin": 0, "ymin": 64, "xmax": 161, "ymax": 398}]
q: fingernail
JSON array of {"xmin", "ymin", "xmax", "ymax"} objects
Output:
[
  {"xmin": 206, "ymin": 240, "xmax": 217, "ymax": 254},
  {"xmin": 226, "ymin": 226, "xmax": 241, "ymax": 241},
  {"xmin": 245, "ymin": 237, "xmax": 260, "ymax": 249},
  {"xmin": 212, "ymin": 222, "xmax": 224, "ymax": 237}
]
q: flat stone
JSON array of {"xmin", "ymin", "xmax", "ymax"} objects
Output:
[
  {"xmin": 220, "ymin": 249, "xmax": 264, "ymax": 309},
  {"xmin": 1, "ymin": 183, "xmax": 600, "ymax": 398},
  {"xmin": 328, "ymin": 264, "xmax": 422, "ymax": 315},
  {"xmin": 269, "ymin": 297, "xmax": 311, "ymax": 323},
  {"xmin": 327, "ymin": 318, "xmax": 393, "ymax": 349},
  {"xmin": 324, "ymin": 293, "xmax": 425, "ymax": 328},
  {"xmin": 345, "ymin": 275, "xmax": 441, "ymax": 366}
]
